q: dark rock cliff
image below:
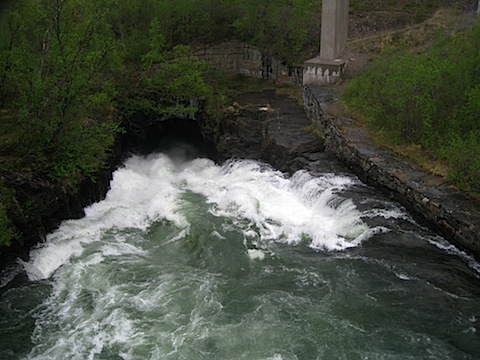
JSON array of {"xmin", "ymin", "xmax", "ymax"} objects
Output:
[
  {"xmin": 208, "ymin": 90, "xmax": 324, "ymax": 171},
  {"xmin": 0, "ymin": 115, "xmax": 210, "ymax": 269},
  {"xmin": 3, "ymin": 84, "xmax": 480, "ymax": 269}
]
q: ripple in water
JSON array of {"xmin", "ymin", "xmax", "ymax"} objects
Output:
[{"xmin": 0, "ymin": 152, "xmax": 479, "ymax": 359}]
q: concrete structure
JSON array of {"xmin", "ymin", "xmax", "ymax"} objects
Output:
[
  {"xmin": 303, "ymin": 0, "xmax": 349, "ymax": 85},
  {"xmin": 191, "ymin": 41, "xmax": 302, "ymax": 85},
  {"xmin": 320, "ymin": 0, "xmax": 349, "ymax": 60}
]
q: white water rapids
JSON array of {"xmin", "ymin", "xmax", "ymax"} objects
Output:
[
  {"xmin": 1, "ymin": 150, "xmax": 479, "ymax": 359},
  {"xmin": 24, "ymin": 153, "xmax": 378, "ymax": 281}
]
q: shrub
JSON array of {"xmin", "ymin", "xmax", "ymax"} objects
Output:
[
  {"xmin": 0, "ymin": 185, "xmax": 15, "ymax": 247},
  {"xmin": 0, "ymin": 204, "xmax": 14, "ymax": 247},
  {"xmin": 342, "ymin": 20, "xmax": 480, "ymax": 195},
  {"xmin": 443, "ymin": 131, "xmax": 480, "ymax": 193}
]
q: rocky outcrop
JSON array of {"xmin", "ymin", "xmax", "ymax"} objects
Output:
[
  {"xmin": 0, "ymin": 116, "xmax": 208, "ymax": 268},
  {"xmin": 4, "ymin": 83, "xmax": 480, "ymax": 269},
  {"xmin": 0, "ymin": 145, "xmax": 122, "ymax": 268},
  {"xmin": 211, "ymin": 85, "xmax": 480, "ymax": 260},
  {"xmin": 210, "ymin": 90, "xmax": 324, "ymax": 171},
  {"xmin": 304, "ymin": 85, "xmax": 480, "ymax": 258}
]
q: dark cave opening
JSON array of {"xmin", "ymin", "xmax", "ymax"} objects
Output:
[{"xmin": 121, "ymin": 116, "xmax": 215, "ymax": 161}]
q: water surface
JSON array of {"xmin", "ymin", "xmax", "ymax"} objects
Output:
[{"xmin": 1, "ymin": 150, "xmax": 479, "ymax": 359}]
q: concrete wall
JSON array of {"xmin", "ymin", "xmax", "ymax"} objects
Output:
[
  {"xmin": 303, "ymin": 58, "xmax": 346, "ymax": 85},
  {"xmin": 191, "ymin": 41, "xmax": 302, "ymax": 85}
]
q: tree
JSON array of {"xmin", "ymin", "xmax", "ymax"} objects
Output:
[
  {"xmin": 118, "ymin": 17, "xmax": 211, "ymax": 120},
  {"xmin": 3, "ymin": 0, "xmax": 122, "ymax": 187}
]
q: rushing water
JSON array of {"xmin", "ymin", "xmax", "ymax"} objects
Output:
[{"xmin": 1, "ymin": 147, "xmax": 480, "ymax": 360}]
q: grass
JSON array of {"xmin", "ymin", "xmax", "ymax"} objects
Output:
[
  {"xmin": 341, "ymin": 14, "xmax": 480, "ymax": 197},
  {"xmin": 329, "ymin": 102, "xmax": 450, "ymax": 178},
  {"xmin": 349, "ymin": 9, "xmax": 472, "ymax": 54}
]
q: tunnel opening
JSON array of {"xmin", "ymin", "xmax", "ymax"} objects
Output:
[{"xmin": 121, "ymin": 116, "xmax": 215, "ymax": 161}]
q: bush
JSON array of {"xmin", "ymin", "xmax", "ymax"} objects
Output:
[
  {"xmin": 342, "ymin": 21, "xmax": 480, "ymax": 195},
  {"xmin": 443, "ymin": 131, "xmax": 480, "ymax": 193},
  {"xmin": 0, "ymin": 204, "xmax": 14, "ymax": 247},
  {"xmin": 0, "ymin": 185, "xmax": 15, "ymax": 247}
]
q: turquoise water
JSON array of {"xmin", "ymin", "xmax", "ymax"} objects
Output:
[{"xmin": 1, "ymin": 152, "xmax": 479, "ymax": 359}]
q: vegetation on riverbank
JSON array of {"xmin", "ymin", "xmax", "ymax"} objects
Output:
[{"xmin": 342, "ymin": 19, "xmax": 480, "ymax": 195}]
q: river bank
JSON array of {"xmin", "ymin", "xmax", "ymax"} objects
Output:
[
  {"xmin": 304, "ymin": 85, "xmax": 480, "ymax": 258},
  {"xmin": 207, "ymin": 85, "xmax": 480, "ymax": 259},
  {"xmin": 3, "ymin": 7, "xmax": 480, "ymax": 267},
  {"xmin": 2, "ymin": 83, "xmax": 480, "ymax": 269}
]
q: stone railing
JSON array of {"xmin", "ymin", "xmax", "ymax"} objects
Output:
[{"xmin": 303, "ymin": 85, "xmax": 480, "ymax": 258}]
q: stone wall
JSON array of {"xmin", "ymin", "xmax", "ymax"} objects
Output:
[
  {"xmin": 303, "ymin": 85, "xmax": 480, "ymax": 258},
  {"xmin": 191, "ymin": 41, "xmax": 302, "ymax": 85}
]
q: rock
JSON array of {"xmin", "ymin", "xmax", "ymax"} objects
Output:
[{"xmin": 212, "ymin": 90, "xmax": 325, "ymax": 171}]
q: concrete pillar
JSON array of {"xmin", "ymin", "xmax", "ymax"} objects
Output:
[
  {"xmin": 320, "ymin": 0, "xmax": 349, "ymax": 60},
  {"xmin": 303, "ymin": 0, "xmax": 349, "ymax": 85}
]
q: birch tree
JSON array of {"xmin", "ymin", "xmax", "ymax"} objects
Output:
[{"xmin": 3, "ymin": 0, "xmax": 122, "ymax": 186}]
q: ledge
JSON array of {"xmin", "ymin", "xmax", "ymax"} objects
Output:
[
  {"xmin": 303, "ymin": 57, "xmax": 347, "ymax": 85},
  {"xmin": 303, "ymin": 85, "xmax": 480, "ymax": 258}
]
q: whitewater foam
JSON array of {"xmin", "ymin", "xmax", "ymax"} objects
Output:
[
  {"xmin": 182, "ymin": 159, "xmax": 370, "ymax": 251},
  {"xmin": 5, "ymin": 152, "xmax": 478, "ymax": 360},
  {"xmin": 247, "ymin": 249, "xmax": 266, "ymax": 261},
  {"xmin": 24, "ymin": 155, "xmax": 375, "ymax": 280}
]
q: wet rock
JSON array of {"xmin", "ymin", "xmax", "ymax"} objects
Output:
[{"xmin": 214, "ymin": 90, "xmax": 325, "ymax": 172}]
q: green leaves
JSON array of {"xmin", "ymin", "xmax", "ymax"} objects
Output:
[
  {"xmin": 232, "ymin": 0, "xmax": 320, "ymax": 63},
  {"xmin": 0, "ymin": 0, "xmax": 122, "ymax": 187},
  {"xmin": 0, "ymin": 203, "xmax": 14, "ymax": 247},
  {"xmin": 50, "ymin": 117, "xmax": 121, "ymax": 185},
  {"xmin": 342, "ymin": 21, "xmax": 480, "ymax": 195},
  {"xmin": 0, "ymin": 185, "xmax": 16, "ymax": 247},
  {"xmin": 444, "ymin": 131, "xmax": 480, "ymax": 193},
  {"xmin": 119, "ymin": 19, "xmax": 211, "ymax": 120}
]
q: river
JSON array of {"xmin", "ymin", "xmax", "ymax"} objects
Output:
[{"xmin": 1, "ymin": 145, "xmax": 479, "ymax": 359}]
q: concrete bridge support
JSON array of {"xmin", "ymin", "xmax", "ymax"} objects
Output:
[{"xmin": 303, "ymin": 0, "xmax": 349, "ymax": 85}]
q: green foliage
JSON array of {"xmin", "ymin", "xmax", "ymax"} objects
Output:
[
  {"xmin": 440, "ymin": 84, "xmax": 480, "ymax": 193},
  {"xmin": 442, "ymin": 131, "xmax": 480, "ymax": 193},
  {"xmin": 342, "ymin": 21, "xmax": 480, "ymax": 194},
  {"xmin": 108, "ymin": 0, "xmax": 321, "ymax": 65},
  {"xmin": 1, "ymin": 0, "xmax": 123, "ymax": 187},
  {"xmin": 342, "ymin": 52, "xmax": 445, "ymax": 145},
  {"xmin": 117, "ymin": 18, "xmax": 212, "ymax": 119},
  {"xmin": 0, "ymin": 204, "xmax": 14, "ymax": 247},
  {"xmin": 232, "ymin": 0, "xmax": 320, "ymax": 63},
  {"xmin": 456, "ymin": 84, "xmax": 480, "ymax": 134},
  {"xmin": 0, "ymin": 184, "xmax": 16, "ymax": 247},
  {"xmin": 49, "ymin": 117, "xmax": 121, "ymax": 185}
]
